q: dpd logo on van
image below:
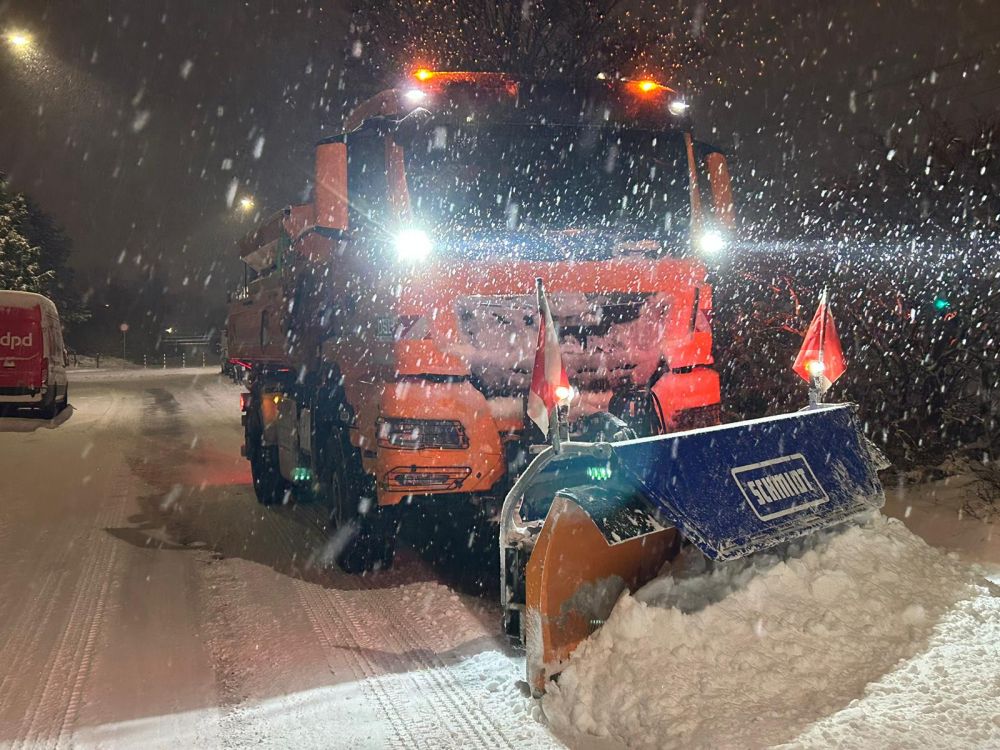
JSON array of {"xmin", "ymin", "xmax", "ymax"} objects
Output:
[
  {"xmin": 730, "ymin": 454, "xmax": 829, "ymax": 521},
  {"xmin": 0, "ymin": 332, "xmax": 33, "ymax": 349}
]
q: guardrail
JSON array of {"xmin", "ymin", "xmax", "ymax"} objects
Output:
[{"xmin": 67, "ymin": 353, "xmax": 220, "ymax": 370}]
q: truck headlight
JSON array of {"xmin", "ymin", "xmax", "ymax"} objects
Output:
[
  {"xmin": 394, "ymin": 228, "xmax": 432, "ymax": 263},
  {"xmin": 668, "ymin": 99, "xmax": 689, "ymax": 116},
  {"xmin": 696, "ymin": 230, "xmax": 726, "ymax": 255},
  {"xmin": 377, "ymin": 418, "xmax": 469, "ymax": 450}
]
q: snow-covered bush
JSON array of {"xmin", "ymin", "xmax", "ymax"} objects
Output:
[{"xmin": 714, "ymin": 244, "xmax": 1000, "ymax": 470}]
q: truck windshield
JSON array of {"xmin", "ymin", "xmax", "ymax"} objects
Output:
[{"xmin": 403, "ymin": 123, "xmax": 691, "ymax": 241}]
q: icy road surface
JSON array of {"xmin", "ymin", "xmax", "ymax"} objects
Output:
[{"xmin": 0, "ymin": 370, "xmax": 560, "ymax": 749}]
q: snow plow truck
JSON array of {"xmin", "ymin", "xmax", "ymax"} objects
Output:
[
  {"xmin": 226, "ymin": 71, "xmax": 886, "ymax": 657},
  {"xmin": 227, "ymin": 71, "xmax": 735, "ymax": 571}
]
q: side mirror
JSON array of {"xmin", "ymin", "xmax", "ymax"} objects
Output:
[
  {"xmin": 704, "ymin": 152, "xmax": 735, "ymax": 231},
  {"xmin": 314, "ymin": 138, "xmax": 348, "ymax": 232},
  {"xmin": 391, "ymin": 108, "xmax": 433, "ymax": 150}
]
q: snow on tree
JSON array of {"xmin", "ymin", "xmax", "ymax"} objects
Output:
[{"xmin": 0, "ymin": 177, "xmax": 53, "ymax": 293}]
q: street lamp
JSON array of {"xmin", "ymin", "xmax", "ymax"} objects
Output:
[
  {"xmin": 4, "ymin": 31, "xmax": 33, "ymax": 52},
  {"xmin": 238, "ymin": 196, "xmax": 255, "ymax": 213},
  {"xmin": 119, "ymin": 322, "xmax": 129, "ymax": 361}
]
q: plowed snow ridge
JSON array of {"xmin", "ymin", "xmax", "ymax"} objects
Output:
[{"xmin": 543, "ymin": 515, "xmax": 1000, "ymax": 749}]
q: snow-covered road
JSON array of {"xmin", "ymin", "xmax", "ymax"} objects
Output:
[
  {"xmin": 0, "ymin": 370, "xmax": 559, "ymax": 749},
  {"xmin": 2, "ymin": 369, "xmax": 998, "ymax": 749}
]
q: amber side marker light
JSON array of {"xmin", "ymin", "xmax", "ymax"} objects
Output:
[{"xmin": 414, "ymin": 68, "xmax": 434, "ymax": 81}]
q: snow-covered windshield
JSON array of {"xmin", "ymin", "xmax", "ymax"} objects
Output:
[{"xmin": 404, "ymin": 124, "xmax": 691, "ymax": 239}]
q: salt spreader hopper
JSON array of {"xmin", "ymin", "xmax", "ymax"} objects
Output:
[{"xmin": 499, "ymin": 403, "xmax": 887, "ymax": 694}]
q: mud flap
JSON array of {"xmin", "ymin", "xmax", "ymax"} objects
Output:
[{"xmin": 524, "ymin": 487, "xmax": 677, "ymax": 695}]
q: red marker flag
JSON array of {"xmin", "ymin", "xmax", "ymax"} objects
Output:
[
  {"xmin": 793, "ymin": 292, "xmax": 846, "ymax": 391},
  {"xmin": 527, "ymin": 278, "xmax": 570, "ymax": 440}
]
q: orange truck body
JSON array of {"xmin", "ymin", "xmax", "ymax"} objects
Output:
[{"xmin": 228, "ymin": 73, "xmax": 732, "ymax": 511}]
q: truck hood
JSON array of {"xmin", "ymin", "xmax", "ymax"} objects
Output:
[{"xmin": 392, "ymin": 234, "xmax": 709, "ymax": 396}]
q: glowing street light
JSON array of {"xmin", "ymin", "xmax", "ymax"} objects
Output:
[
  {"xmin": 5, "ymin": 31, "xmax": 33, "ymax": 52},
  {"xmin": 238, "ymin": 196, "xmax": 255, "ymax": 212}
]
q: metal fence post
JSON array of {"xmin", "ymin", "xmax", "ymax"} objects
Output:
[
  {"xmin": 162, "ymin": 353, "xmax": 166, "ymax": 369},
  {"xmin": 182, "ymin": 353, "xmax": 186, "ymax": 369}
]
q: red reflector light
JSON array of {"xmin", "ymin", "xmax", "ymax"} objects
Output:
[
  {"xmin": 240, "ymin": 392, "xmax": 251, "ymax": 412},
  {"xmin": 407, "ymin": 70, "xmax": 519, "ymax": 96},
  {"xmin": 630, "ymin": 78, "xmax": 668, "ymax": 95},
  {"xmin": 377, "ymin": 418, "xmax": 469, "ymax": 450},
  {"xmin": 386, "ymin": 466, "xmax": 471, "ymax": 491}
]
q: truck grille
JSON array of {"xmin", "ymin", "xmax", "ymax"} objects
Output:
[
  {"xmin": 450, "ymin": 292, "xmax": 666, "ymax": 395},
  {"xmin": 668, "ymin": 403, "xmax": 721, "ymax": 432}
]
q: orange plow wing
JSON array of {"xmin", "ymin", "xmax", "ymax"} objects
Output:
[{"xmin": 524, "ymin": 495, "xmax": 677, "ymax": 694}]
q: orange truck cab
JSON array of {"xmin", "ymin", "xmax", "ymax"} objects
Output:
[
  {"xmin": 0, "ymin": 290, "xmax": 69, "ymax": 418},
  {"xmin": 227, "ymin": 72, "xmax": 735, "ymax": 572}
]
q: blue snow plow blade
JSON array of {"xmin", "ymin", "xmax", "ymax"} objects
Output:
[{"xmin": 606, "ymin": 404, "xmax": 885, "ymax": 560}]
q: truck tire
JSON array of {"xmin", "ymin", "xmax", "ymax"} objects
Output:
[
  {"xmin": 246, "ymin": 403, "xmax": 287, "ymax": 506},
  {"xmin": 323, "ymin": 426, "xmax": 398, "ymax": 574}
]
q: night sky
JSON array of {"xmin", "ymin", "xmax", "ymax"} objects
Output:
[
  {"xmin": 0, "ymin": 0, "xmax": 347, "ymax": 320},
  {"xmin": 0, "ymin": 0, "xmax": 997, "ymax": 324}
]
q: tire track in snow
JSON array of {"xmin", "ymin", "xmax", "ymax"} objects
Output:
[
  {"xmin": 52, "ymin": 501, "xmax": 122, "ymax": 748},
  {"xmin": 260, "ymin": 507, "xmax": 520, "ymax": 748},
  {"xmin": 257, "ymin": 507, "xmax": 420, "ymax": 748},
  {"xmin": 0, "ymin": 567, "xmax": 67, "ymax": 704},
  {"xmin": 199, "ymin": 556, "xmax": 266, "ymax": 750},
  {"xmin": 12, "ymin": 495, "xmax": 126, "ymax": 749},
  {"xmin": 0, "ymin": 383, "xmax": 130, "ymax": 747},
  {"xmin": 195, "ymin": 374, "xmax": 541, "ymax": 748},
  {"xmin": 389, "ymin": 588, "xmax": 534, "ymax": 747},
  {"xmin": 329, "ymin": 584, "xmax": 514, "ymax": 749},
  {"xmin": 291, "ymin": 577, "xmax": 419, "ymax": 748}
]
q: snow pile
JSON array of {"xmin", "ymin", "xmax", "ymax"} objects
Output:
[
  {"xmin": 68, "ymin": 365, "xmax": 219, "ymax": 381},
  {"xmin": 543, "ymin": 516, "xmax": 1000, "ymax": 749}
]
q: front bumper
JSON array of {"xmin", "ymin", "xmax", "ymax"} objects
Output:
[{"xmin": 374, "ymin": 380, "xmax": 506, "ymax": 505}]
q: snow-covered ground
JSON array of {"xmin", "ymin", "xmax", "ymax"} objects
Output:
[
  {"xmin": 543, "ymin": 517, "xmax": 999, "ymax": 749},
  {"xmin": 1, "ymin": 369, "xmax": 996, "ymax": 749},
  {"xmin": 0, "ymin": 370, "xmax": 559, "ymax": 749}
]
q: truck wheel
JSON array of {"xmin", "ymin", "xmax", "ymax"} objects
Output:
[
  {"xmin": 247, "ymin": 405, "xmax": 287, "ymax": 506},
  {"xmin": 323, "ymin": 426, "xmax": 398, "ymax": 573}
]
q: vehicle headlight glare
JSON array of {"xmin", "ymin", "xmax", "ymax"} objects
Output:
[
  {"xmin": 668, "ymin": 99, "xmax": 689, "ymax": 116},
  {"xmin": 394, "ymin": 228, "xmax": 432, "ymax": 262},
  {"xmin": 697, "ymin": 230, "xmax": 726, "ymax": 255}
]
